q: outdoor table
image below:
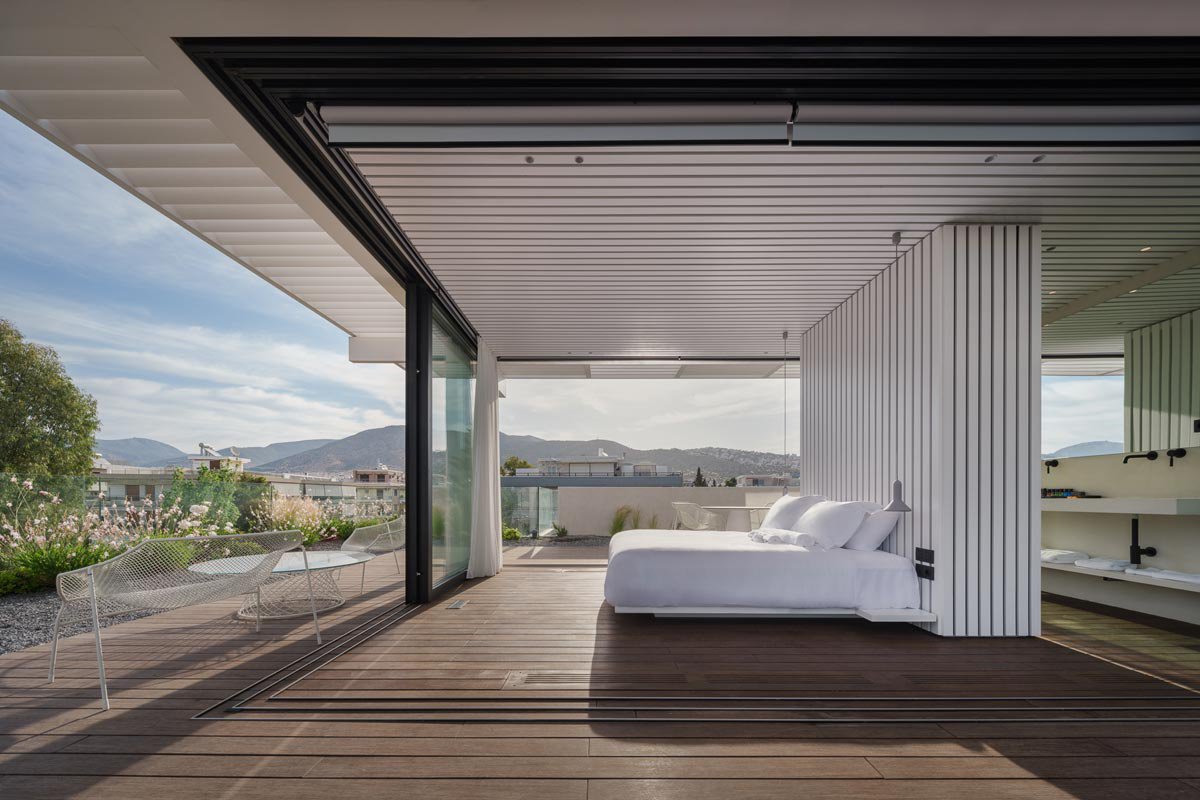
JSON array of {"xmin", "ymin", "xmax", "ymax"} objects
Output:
[
  {"xmin": 189, "ymin": 550, "xmax": 373, "ymax": 619},
  {"xmin": 700, "ymin": 505, "xmax": 773, "ymax": 532}
]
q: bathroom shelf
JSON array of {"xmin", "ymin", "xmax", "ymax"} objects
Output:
[
  {"xmin": 1041, "ymin": 497, "xmax": 1200, "ymax": 515},
  {"xmin": 1042, "ymin": 562, "xmax": 1200, "ymax": 594}
]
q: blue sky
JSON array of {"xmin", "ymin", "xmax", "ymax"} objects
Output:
[{"xmin": 0, "ymin": 111, "xmax": 1122, "ymax": 455}]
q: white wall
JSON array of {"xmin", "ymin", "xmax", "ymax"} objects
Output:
[
  {"xmin": 797, "ymin": 224, "xmax": 1041, "ymax": 637},
  {"xmin": 555, "ymin": 486, "xmax": 784, "ymax": 535},
  {"xmin": 1042, "ymin": 447, "xmax": 1200, "ymax": 625},
  {"xmin": 1126, "ymin": 309, "xmax": 1200, "ymax": 451}
]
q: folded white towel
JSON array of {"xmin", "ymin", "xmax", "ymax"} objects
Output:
[
  {"xmin": 1125, "ymin": 567, "xmax": 1200, "ymax": 586},
  {"xmin": 749, "ymin": 528, "xmax": 825, "ymax": 549},
  {"xmin": 1074, "ymin": 557, "xmax": 1132, "ymax": 572},
  {"xmin": 1042, "ymin": 548, "xmax": 1089, "ymax": 564}
]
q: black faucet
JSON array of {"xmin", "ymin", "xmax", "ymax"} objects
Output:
[
  {"xmin": 1130, "ymin": 516, "xmax": 1157, "ymax": 565},
  {"xmin": 1122, "ymin": 450, "xmax": 1158, "ymax": 464},
  {"xmin": 1167, "ymin": 448, "xmax": 1187, "ymax": 467},
  {"xmin": 1043, "ymin": 459, "xmax": 1059, "ymax": 474}
]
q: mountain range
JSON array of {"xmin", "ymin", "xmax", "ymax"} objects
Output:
[
  {"xmin": 96, "ymin": 425, "xmax": 796, "ymax": 481},
  {"xmin": 97, "ymin": 427, "xmax": 1124, "ymax": 479}
]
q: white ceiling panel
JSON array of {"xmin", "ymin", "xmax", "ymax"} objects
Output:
[
  {"xmin": 0, "ymin": 53, "xmax": 405, "ymax": 339},
  {"xmin": 347, "ymin": 145, "xmax": 1200, "ymax": 361}
]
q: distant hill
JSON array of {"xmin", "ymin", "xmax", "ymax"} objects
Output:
[
  {"xmin": 95, "ymin": 438, "xmax": 186, "ymax": 466},
  {"xmin": 256, "ymin": 426, "xmax": 406, "ymax": 474},
  {"xmin": 1044, "ymin": 440, "xmax": 1124, "ymax": 459},
  {"xmin": 226, "ymin": 439, "xmax": 335, "ymax": 469},
  {"xmin": 255, "ymin": 426, "xmax": 794, "ymax": 481}
]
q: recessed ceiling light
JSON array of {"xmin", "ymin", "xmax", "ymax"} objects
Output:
[
  {"xmin": 1044, "ymin": 245, "xmax": 1057, "ymax": 252},
  {"xmin": 1048, "ymin": 290, "xmax": 1057, "ymax": 295},
  {"xmin": 525, "ymin": 155, "xmax": 535, "ymax": 164},
  {"xmin": 1139, "ymin": 245, "xmax": 1153, "ymax": 252},
  {"xmin": 1032, "ymin": 154, "xmax": 1046, "ymax": 163},
  {"xmin": 984, "ymin": 154, "xmax": 998, "ymax": 163},
  {"xmin": 1129, "ymin": 289, "xmax": 1139, "ymax": 294}
]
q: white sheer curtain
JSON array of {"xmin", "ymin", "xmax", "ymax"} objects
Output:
[{"xmin": 467, "ymin": 338, "xmax": 502, "ymax": 578}]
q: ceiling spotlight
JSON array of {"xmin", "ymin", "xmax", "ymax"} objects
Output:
[
  {"xmin": 1129, "ymin": 289, "xmax": 1139, "ymax": 294},
  {"xmin": 525, "ymin": 155, "xmax": 535, "ymax": 164},
  {"xmin": 1048, "ymin": 290, "xmax": 1057, "ymax": 295},
  {"xmin": 1139, "ymin": 245, "xmax": 1153, "ymax": 252},
  {"xmin": 984, "ymin": 154, "xmax": 998, "ymax": 163},
  {"xmin": 575, "ymin": 156, "xmax": 584, "ymax": 164},
  {"xmin": 1032, "ymin": 154, "xmax": 1046, "ymax": 163},
  {"xmin": 1044, "ymin": 245, "xmax": 1058, "ymax": 252}
]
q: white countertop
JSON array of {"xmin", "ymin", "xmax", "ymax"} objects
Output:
[{"xmin": 1041, "ymin": 497, "xmax": 1200, "ymax": 515}]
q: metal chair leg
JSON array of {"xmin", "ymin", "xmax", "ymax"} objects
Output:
[
  {"xmin": 300, "ymin": 546, "xmax": 322, "ymax": 644},
  {"xmin": 255, "ymin": 588, "xmax": 262, "ymax": 633},
  {"xmin": 391, "ymin": 548, "xmax": 402, "ymax": 575},
  {"xmin": 87, "ymin": 568, "xmax": 110, "ymax": 711},
  {"xmin": 47, "ymin": 604, "xmax": 65, "ymax": 683},
  {"xmin": 360, "ymin": 562, "xmax": 367, "ymax": 595}
]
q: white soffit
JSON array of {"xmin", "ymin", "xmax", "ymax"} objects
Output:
[
  {"xmin": 345, "ymin": 145, "xmax": 1200, "ymax": 364},
  {"xmin": 0, "ymin": 47, "xmax": 405, "ymax": 338}
]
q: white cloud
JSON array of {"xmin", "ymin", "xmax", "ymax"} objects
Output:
[{"xmin": 1041, "ymin": 377, "xmax": 1125, "ymax": 453}]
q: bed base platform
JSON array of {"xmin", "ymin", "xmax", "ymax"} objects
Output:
[{"xmin": 614, "ymin": 606, "xmax": 937, "ymax": 623}]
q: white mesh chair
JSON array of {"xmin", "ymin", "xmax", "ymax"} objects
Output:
[
  {"xmin": 671, "ymin": 502, "xmax": 724, "ymax": 531},
  {"xmin": 48, "ymin": 529, "xmax": 318, "ymax": 710},
  {"xmin": 342, "ymin": 517, "xmax": 404, "ymax": 594}
]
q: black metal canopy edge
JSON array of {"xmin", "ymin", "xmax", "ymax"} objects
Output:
[
  {"xmin": 180, "ymin": 37, "xmax": 1200, "ymax": 105},
  {"xmin": 178, "ymin": 36, "xmax": 1200, "ymax": 349}
]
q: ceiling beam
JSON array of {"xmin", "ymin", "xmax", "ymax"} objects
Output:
[{"xmin": 1041, "ymin": 244, "xmax": 1200, "ymax": 326}]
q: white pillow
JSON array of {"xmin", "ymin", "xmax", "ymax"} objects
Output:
[
  {"xmin": 795, "ymin": 500, "xmax": 879, "ymax": 550},
  {"xmin": 844, "ymin": 510, "xmax": 901, "ymax": 551},
  {"xmin": 759, "ymin": 494, "xmax": 825, "ymax": 532}
]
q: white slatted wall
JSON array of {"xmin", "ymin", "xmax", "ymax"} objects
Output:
[
  {"xmin": 1125, "ymin": 309, "xmax": 1200, "ymax": 451},
  {"xmin": 797, "ymin": 224, "xmax": 1040, "ymax": 637}
]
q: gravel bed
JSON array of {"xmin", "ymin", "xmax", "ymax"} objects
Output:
[
  {"xmin": 0, "ymin": 590, "xmax": 153, "ymax": 657},
  {"xmin": 506, "ymin": 535, "xmax": 613, "ymax": 547}
]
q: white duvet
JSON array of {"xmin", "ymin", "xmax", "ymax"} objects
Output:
[{"xmin": 605, "ymin": 529, "xmax": 920, "ymax": 610}]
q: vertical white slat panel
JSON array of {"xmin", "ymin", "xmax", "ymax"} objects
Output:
[
  {"xmin": 794, "ymin": 224, "xmax": 1038, "ymax": 637},
  {"xmin": 1026, "ymin": 225, "xmax": 1043, "ymax": 637},
  {"xmin": 1125, "ymin": 309, "xmax": 1200, "ymax": 450}
]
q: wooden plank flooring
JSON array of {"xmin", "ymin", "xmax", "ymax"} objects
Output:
[{"xmin": 1, "ymin": 552, "xmax": 1199, "ymax": 799}]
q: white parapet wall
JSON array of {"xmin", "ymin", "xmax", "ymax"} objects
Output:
[
  {"xmin": 555, "ymin": 486, "xmax": 785, "ymax": 536},
  {"xmin": 1042, "ymin": 447, "xmax": 1200, "ymax": 626}
]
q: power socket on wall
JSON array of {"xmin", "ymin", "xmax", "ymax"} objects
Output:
[{"xmin": 1194, "ymin": 418, "xmax": 1200, "ymax": 434}]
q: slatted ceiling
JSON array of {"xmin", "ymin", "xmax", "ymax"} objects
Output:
[
  {"xmin": 0, "ymin": 52, "xmax": 404, "ymax": 339},
  {"xmin": 347, "ymin": 145, "xmax": 1200, "ymax": 361},
  {"xmin": 1043, "ymin": 263, "xmax": 1200, "ymax": 354},
  {"xmin": 1042, "ymin": 358, "xmax": 1125, "ymax": 376}
]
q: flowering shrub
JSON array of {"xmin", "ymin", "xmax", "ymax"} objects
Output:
[
  {"xmin": 250, "ymin": 495, "xmax": 333, "ymax": 546},
  {"xmin": 0, "ymin": 476, "xmax": 225, "ymax": 595}
]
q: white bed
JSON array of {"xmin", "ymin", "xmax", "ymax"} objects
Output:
[{"xmin": 605, "ymin": 529, "xmax": 932, "ymax": 622}]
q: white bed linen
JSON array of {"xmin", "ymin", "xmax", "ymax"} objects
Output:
[{"xmin": 605, "ymin": 529, "xmax": 920, "ymax": 610}]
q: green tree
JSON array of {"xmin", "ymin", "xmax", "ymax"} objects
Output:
[
  {"xmin": 692, "ymin": 467, "xmax": 705, "ymax": 487},
  {"xmin": 724, "ymin": 477, "xmax": 737, "ymax": 487},
  {"xmin": 0, "ymin": 320, "xmax": 99, "ymax": 476},
  {"xmin": 501, "ymin": 455, "xmax": 533, "ymax": 476}
]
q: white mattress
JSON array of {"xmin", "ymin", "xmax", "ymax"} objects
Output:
[{"xmin": 605, "ymin": 529, "xmax": 920, "ymax": 610}]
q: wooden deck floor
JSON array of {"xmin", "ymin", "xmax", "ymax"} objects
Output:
[{"xmin": 1, "ymin": 551, "xmax": 1199, "ymax": 799}]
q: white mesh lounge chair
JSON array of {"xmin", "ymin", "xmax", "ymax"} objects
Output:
[
  {"xmin": 671, "ymin": 502, "xmax": 724, "ymax": 531},
  {"xmin": 48, "ymin": 529, "xmax": 318, "ymax": 710},
  {"xmin": 342, "ymin": 517, "xmax": 404, "ymax": 594}
]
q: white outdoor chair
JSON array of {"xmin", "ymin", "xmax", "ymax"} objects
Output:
[
  {"xmin": 48, "ymin": 529, "xmax": 318, "ymax": 711},
  {"xmin": 342, "ymin": 517, "xmax": 404, "ymax": 594},
  {"xmin": 671, "ymin": 502, "xmax": 723, "ymax": 531}
]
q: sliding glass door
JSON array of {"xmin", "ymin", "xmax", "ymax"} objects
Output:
[{"xmin": 431, "ymin": 310, "xmax": 475, "ymax": 586}]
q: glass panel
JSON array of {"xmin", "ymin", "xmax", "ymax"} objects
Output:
[{"xmin": 431, "ymin": 316, "xmax": 475, "ymax": 584}]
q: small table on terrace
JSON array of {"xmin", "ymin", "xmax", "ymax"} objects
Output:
[
  {"xmin": 701, "ymin": 505, "xmax": 773, "ymax": 532},
  {"xmin": 189, "ymin": 550, "xmax": 373, "ymax": 619}
]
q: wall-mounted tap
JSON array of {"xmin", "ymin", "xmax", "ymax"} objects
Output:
[
  {"xmin": 1166, "ymin": 448, "xmax": 1187, "ymax": 467},
  {"xmin": 1043, "ymin": 459, "xmax": 1059, "ymax": 474},
  {"xmin": 1130, "ymin": 516, "xmax": 1157, "ymax": 565},
  {"xmin": 1122, "ymin": 450, "xmax": 1158, "ymax": 464}
]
